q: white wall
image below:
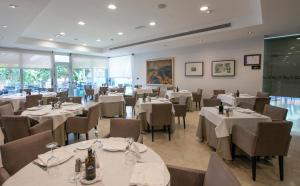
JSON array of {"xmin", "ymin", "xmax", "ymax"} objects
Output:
[{"xmin": 132, "ymin": 37, "xmax": 264, "ymax": 98}]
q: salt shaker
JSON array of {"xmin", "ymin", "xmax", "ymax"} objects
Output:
[{"xmin": 75, "ymin": 158, "xmax": 82, "ymax": 173}]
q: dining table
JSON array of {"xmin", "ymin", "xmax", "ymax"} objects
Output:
[
  {"xmin": 98, "ymin": 92, "xmax": 125, "ymax": 118},
  {"xmin": 166, "ymin": 90, "xmax": 193, "ymax": 111},
  {"xmin": 3, "ymin": 138, "xmax": 170, "ymax": 186},
  {"xmin": 196, "ymin": 107, "xmax": 271, "ymax": 160},
  {"xmin": 134, "ymin": 88, "xmax": 153, "ymax": 95},
  {"xmin": 21, "ymin": 103, "xmax": 84, "ymax": 145},
  {"xmin": 217, "ymin": 93, "xmax": 256, "ymax": 106}
]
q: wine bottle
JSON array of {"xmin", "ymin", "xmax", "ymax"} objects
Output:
[
  {"xmin": 176, "ymin": 86, "xmax": 179, "ymax": 92},
  {"xmin": 85, "ymin": 148, "xmax": 96, "ymax": 180},
  {"xmin": 236, "ymin": 90, "xmax": 240, "ymax": 97},
  {"xmin": 219, "ymin": 102, "xmax": 224, "ymax": 114}
]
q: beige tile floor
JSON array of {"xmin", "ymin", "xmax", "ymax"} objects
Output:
[{"xmin": 81, "ymin": 106, "xmax": 300, "ymax": 186}]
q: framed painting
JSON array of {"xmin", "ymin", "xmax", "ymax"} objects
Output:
[
  {"xmin": 146, "ymin": 58, "xmax": 174, "ymax": 85},
  {"xmin": 211, "ymin": 60, "xmax": 235, "ymax": 77},
  {"xmin": 185, "ymin": 62, "xmax": 204, "ymax": 76},
  {"xmin": 244, "ymin": 54, "xmax": 261, "ymax": 66}
]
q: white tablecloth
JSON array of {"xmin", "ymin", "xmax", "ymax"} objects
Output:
[
  {"xmin": 21, "ymin": 104, "xmax": 84, "ymax": 130},
  {"xmin": 0, "ymin": 94, "xmax": 25, "ymax": 112},
  {"xmin": 3, "ymin": 139, "xmax": 170, "ymax": 186},
  {"xmin": 217, "ymin": 93, "xmax": 256, "ymax": 106},
  {"xmin": 98, "ymin": 93, "xmax": 125, "ymax": 103},
  {"xmin": 135, "ymin": 98, "xmax": 174, "ymax": 124},
  {"xmin": 199, "ymin": 107, "xmax": 271, "ymax": 138},
  {"xmin": 166, "ymin": 90, "xmax": 192, "ymax": 99},
  {"xmin": 134, "ymin": 88, "xmax": 153, "ymax": 95}
]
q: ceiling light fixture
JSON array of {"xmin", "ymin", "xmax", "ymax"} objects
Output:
[
  {"xmin": 9, "ymin": 4, "xmax": 18, "ymax": 8},
  {"xmin": 60, "ymin": 32, "xmax": 65, "ymax": 36},
  {"xmin": 248, "ymin": 31, "xmax": 253, "ymax": 35},
  {"xmin": 1, "ymin": 25, "xmax": 7, "ymax": 29},
  {"xmin": 297, "ymin": 37, "xmax": 300, "ymax": 40},
  {"xmin": 108, "ymin": 4, "xmax": 117, "ymax": 10},
  {"xmin": 82, "ymin": 43, "xmax": 87, "ymax": 46},
  {"xmin": 96, "ymin": 39, "xmax": 101, "ymax": 42},
  {"xmin": 200, "ymin": 6, "xmax": 209, "ymax": 11},
  {"xmin": 206, "ymin": 10, "xmax": 212, "ymax": 14},
  {"xmin": 149, "ymin": 21, "xmax": 156, "ymax": 26},
  {"xmin": 49, "ymin": 38, "xmax": 53, "ymax": 41},
  {"xmin": 117, "ymin": 32, "xmax": 124, "ymax": 36},
  {"xmin": 78, "ymin": 21, "xmax": 86, "ymax": 26}
]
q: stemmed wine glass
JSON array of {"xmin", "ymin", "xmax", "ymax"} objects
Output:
[
  {"xmin": 45, "ymin": 142, "xmax": 59, "ymax": 176},
  {"xmin": 38, "ymin": 100, "xmax": 42, "ymax": 107},
  {"xmin": 93, "ymin": 129, "xmax": 102, "ymax": 148},
  {"xmin": 125, "ymin": 137, "xmax": 136, "ymax": 165},
  {"xmin": 69, "ymin": 97, "xmax": 73, "ymax": 103}
]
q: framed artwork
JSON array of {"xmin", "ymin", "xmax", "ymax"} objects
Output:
[
  {"xmin": 146, "ymin": 58, "xmax": 174, "ymax": 85},
  {"xmin": 244, "ymin": 54, "xmax": 261, "ymax": 66},
  {"xmin": 185, "ymin": 62, "xmax": 204, "ymax": 76},
  {"xmin": 211, "ymin": 60, "xmax": 235, "ymax": 77}
]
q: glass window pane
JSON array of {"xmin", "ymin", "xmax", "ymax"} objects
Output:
[
  {"xmin": 23, "ymin": 69, "xmax": 51, "ymax": 91},
  {"xmin": 0, "ymin": 68, "xmax": 21, "ymax": 94},
  {"xmin": 56, "ymin": 63, "xmax": 69, "ymax": 91},
  {"xmin": 54, "ymin": 55, "xmax": 70, "ymax": 63}
]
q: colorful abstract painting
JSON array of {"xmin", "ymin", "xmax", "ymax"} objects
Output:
[{"xmin": 146, "ymin": 58, "xmax": 174, "ymax": 85}]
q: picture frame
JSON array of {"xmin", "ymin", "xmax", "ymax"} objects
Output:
[
  {"xmin": 185, "ymin": 62, "xmax": 204, "ymax": 76},
  {"xmin": 146, "ymin": 57, "xmax": 174, "ymax": 85},
  {"xmin": 211, "ymin": 60, "xmax": 235, "ymax": 77},
  {"xmin": 244, "ymin": 54, "xmax": 261, "ymax": 66}
]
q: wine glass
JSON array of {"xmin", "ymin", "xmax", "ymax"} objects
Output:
[
  {"xmin": 45, "ymin": 142, "xmax": 59, "ymax": 177},
  {"xmin": 69, "ymin": 97, "xmax": 73, "ymax": 103},
  {"xmin": 38, "ymin": 100, "xmax": 42, "ymax": 107},
  {"xmin": 125, "ymin": 137, "xmax": 136, "ymax": 165},
  {"xmin": 93, "ymin": 129, "xmax": 102, "ymax": 148}
]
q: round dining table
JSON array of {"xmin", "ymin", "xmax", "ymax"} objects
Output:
[{"xmin": 3, "ymin": 138, "xmax": 170, "ymax": 186}]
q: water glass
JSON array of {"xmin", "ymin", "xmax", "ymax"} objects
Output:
[{"xmin": 38, "ymin": 100, "xmax": 42, "ymax": 107}]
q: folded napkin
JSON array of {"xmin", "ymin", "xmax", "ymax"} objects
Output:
[
  {"xmin": 179, "ymin": 90, "xmax": 189, "ymax": 92},
  {"xmin": 36, "ymin": 148, "xmax": 74, "ymax": 167},
  {"xmin": 102, "ymin": 138, "xmax": 128, "ymax": 152},
  {"xmin": 27, "ymin": 110, "xmax": 49, "ymax": 116},
  {"xmin": 129, "ymin": 162, "xmax": 166, "ymax": 186},
  {"xmin": 236, "ymin": 108, "xmax": 254, "ymax": 114}
]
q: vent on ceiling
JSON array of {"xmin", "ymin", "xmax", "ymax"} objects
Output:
[
  {"xmin": 110, "ymin": 23, "xmax": 231, "ymax": 50},
  {"xmin": 135, "ymin": 25, "xmax": 146, "ymax": 30}
]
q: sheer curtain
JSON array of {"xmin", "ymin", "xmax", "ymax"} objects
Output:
[{"xmin": 109, "ymin": 55, "xmax": 132, "ymax": 86}]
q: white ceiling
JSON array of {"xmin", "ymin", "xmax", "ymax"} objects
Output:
[{"xmin": 0, "ymin": 0, "xmax": 299, "ymax": 56}]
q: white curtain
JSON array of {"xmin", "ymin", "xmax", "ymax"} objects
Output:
[
  {"xmin": 72, "ymin": 55, "xmax": 108, "ymax": 69},
  {"xmin": 22, "ymin": 53, "xmax": 52, "ymax": 68},
  {"xmin": 109, "ymin": 55, "xmax": 132, "ymax": 78},
  {"xmin": 0, "ymin": 50, "xmax": 21, "ymax": 67}
]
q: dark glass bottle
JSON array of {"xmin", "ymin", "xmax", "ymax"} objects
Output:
[
  {"xmin": 85, "ymin": 148, "xmax": 96, "ymax": 180},
  {"xmin": 236, "ymin": 90, "xmax": 240, "ymax": 97},
  {"xmin": 143, "ymin": 93, "xmax": 146, "ymax": 102},
  {"xmin": 219, "ymin": 102, "xmax": 224, "ymax": 114},
  {"xmin": 176, "ymin": 86, "xmax": 179, "ymax": 92}
]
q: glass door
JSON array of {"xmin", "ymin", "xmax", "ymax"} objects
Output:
[{"xmin": 56, "ymin": 63, "xmax": 70, "ymax": 92}]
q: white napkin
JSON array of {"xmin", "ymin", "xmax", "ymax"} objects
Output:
[
  {"xmin": 129, "ymin": 162, "xmax": 166, "ymax": 186},
  {"xmin": 102, "ymin": 138, "xmax": 128, "ymax": 152},
  {"xmin": 36, "ymin": 149, "xmax": 74, "ymax": 167},
  {"xmin": 236, "ymin": 108, "xmax": 254, "ymax": 114},
  {"xmin": 27, "ymin": 110, "xmax": 49, "ymax": 116}
]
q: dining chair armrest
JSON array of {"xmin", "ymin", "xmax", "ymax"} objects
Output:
[
  {"xmin": 232, "ymin": 125, "xmax": 257, "ymax": 156},
  {"xmin": 0, "ymin": 167, "xmax": 10, "ymax": 185},
  {"xmin": 30, "ymin": 119, "xmax": 53, "ymax": 135},
  {"xmin": 167, "ymin": 164, "xmax": 205, "ymax": 186},
  {"xmin": 66, "ymin": 117, "xmax": 88, "ymax": 133}
]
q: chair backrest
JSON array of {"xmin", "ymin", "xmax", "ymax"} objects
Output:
[
  {"xmin": 124, "ymin": 96, "xmax": 136, "ymax": 106},
  {"xmin": 254, "ymin": 97, "xmax": 271, "ymax": 113},
  {"xmin": 85, "ymin": 88, "xmax": 94, "ymax": 96},
  {"xmin": 0, "ymin": 102, "xmax": 14, "ymax": 116},
  {"xmin": 179, "ymin": 96, "xmax": 187, "ymax": 105},
  {"xmin": 45, "ymin": 97, "xmax": 58, "ymax": 105},
  {"xmin": 94, "ymin": 93, "xmax": 99, "ymax": 102},
  {"xmin": 204, "ymin": 153, "xmax": 241, "ymax": 186},
  {"xmin": 1, "ymin": 116, "xmax": 31, "ymax": 143},
  {"xmin": 203, "ymin": 99, "xmax": 221, "ymax": 107},
  {"xmin": 197, "ymin": 89, "xmax": 203, "ymax": 95},
  {"xmin": 263, "ymin": 105, "xmax": 288, "ymax": 121},
  {"xmin": 110, "ymin": 119, "xmax": 141, "ymax": 141},
  {"xmin": 192, "ymin": 92, "xmax": 202, "ymax": 102},
  {"xmin": 99, "ymin": 87, "xmax": 108, "ymax": 95},
  {"xmin": 213, "ymin": 90, "xmax": 225, "ymax": 96},
  {"xmin": 26, "ymin": 94, "xmax": 42, "ymax": 108},
  {"xmin": 19, "ymin": 89, "xmax": 31, "ymax": 95},
  {"xmin": 0, "ymin": 131, "xmax": 52, "ymax": 175},
  {"xmin": 254, "ymin": 121, "xmax": 292, "ymax": 156},
  {"xmin": 56, "ymin": 91, "xmax": 68, "ymax": 98},
  {"xmin": 47, "ymin": 88, "xmax": 54, "ymax": 92},
  {"xmin": 256, "ymin": 91, "xmax": 269, "ymax": 98},
  {"xmin": 67, "ymin": 97, "xmax": 82, "ymax": 104},
  {"xmin": 87, "ymin": 103, "xmax": 100, "ymax": 129},
  {"xmin": 151, "ymin": 104, "xmax": 173, "ymax": 126}
]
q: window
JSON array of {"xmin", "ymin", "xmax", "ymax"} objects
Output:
[
  {"xmin": 109, "ymin": 55, "xmax": 132, "ymax": 87},
  {"xmin": 54, "ymin": 54, "xmax": 70, "ymax": 91}
]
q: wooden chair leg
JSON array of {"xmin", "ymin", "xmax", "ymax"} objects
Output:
[
  {"xmin": 183, "ymin": 116, "xmax": 186, "ymax": 129},
  {"xmin": 178, "ymin": 116, "xmax": 180, "ymax": 124},
  {"xmin": 251, "ymin": 156, "xmax": 257, "ymax": 181},
  {"xmin": 231, "ymin": 143, "xmax": 236, "ymax": 160},
  {"xmin": 85, "ymin": 133, "xmax": 89, "ymax": 140},
  {"xmin": 279, "ymin": 156, "xmax": 284, "ymax": 181},
  {"xmin": 77, "ymin": 133, "xmax": 80, "ymax": 140},
  {"xmin": 66, "ymin": 133, "xmax": 69, "ymax": 145},
  {"xmin": 195, "ymin": 102, "xmax": 198, "ymax": 109},
  {"xmin": 151, "ymin": 126, "xmax": 154, "ymax": 142},
  {"xmin": 168, "ymin": 125, "xmax": 171, "ymax": 141}
]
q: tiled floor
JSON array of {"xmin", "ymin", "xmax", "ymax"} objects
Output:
[{"xmin": 82, "ymin": 105, "xmax": 300, "ymax": 186}]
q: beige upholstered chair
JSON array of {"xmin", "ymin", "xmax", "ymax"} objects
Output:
[
  {"xmin": 47, "ymin": 88, "xmax": 54, "ymax": 92},
  {"xmin": 212, "ymin": 89, "xmax": 225, "ymax": 98},
  {"xmin": 94, "ymin": 93, "xmax": 99, "ymax": 102},
  {"xmin": 66, "ymin": 103, "xmax": 100, "ymax": 143},
  {"xmin": 174, "ymin": 97, "xmax": 187, "ymax": 129},
  {"xmin": 149, "ymin": 104, "xmax": 173, "ymax": 142},
  {"xmin": 85, "ymin": 88, "xmax": 94, "ymax": 100},
  {"xmin": 66, "ymin": 96, "xmax": 82, "ymax": 104},
  {"xmin": 44, "ymin": 97, "xmax": 59, "ymax": 105},
  {"xmin": 19, "ymin": 88, "xmax": 31, "ymax": 95},
  {"xmin": 192, "ymin": 89, "xmax": 202, "ymax": 109},
  {"xmin": 256, "ymin": 91, "xmax": 269, "ymax": 98},
  {"xmin": 56, "ymin": 90, "xmax": 68, "ymax": 98},
  {"xmin": 203, "ymin": 98, "xmax": 221, "ymax": 107},
  {"xmin": 0, "ymin": 116, "xmax": 53, "ymax": 143},
  {"xmin": 0, "ymin": 131, "xmax": 52, "ymax": 185},
  {"xmin": 124, "ymin": 95, "xmax": 136, "ymax": 115},
  {"xmin": 168, "ymin": 153, "xmax": 241, "ymax": 186},
  {"xmin": 263, "ymin": 105, "xmax": 288, "ymax": 121},
  {"xmin": 232, "ymin": 121, "xmax": 293, "ymax": 181},
  {"xmin": 25, "ymin": 94, "xmax": 42, "ymax": 108},
  {"xmin": 105, "ymin": 118, "xmax": 143, "ymax": 143},
  {"xmin": 0, "ymin": 102, "xmax": 14, "ymax": 116},
  {"xmin": 240, "ymin": 97, "xmax": 271, "ymax": 114},
  {"xmin": 99, "ymin": 86, "xmax": 108, "ymax": 95}
]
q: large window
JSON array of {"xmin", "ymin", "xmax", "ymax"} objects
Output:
[
  {"xmin": 55, "ymin": 55, "xmax": 70, "ymax": 92},
  {"xmin": 109, "ymin": 55, "xmax": 132, "ymax": 87}
]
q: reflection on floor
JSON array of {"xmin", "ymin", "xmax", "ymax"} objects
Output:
[
  {"xmin": 76, "ymin": 105, "xmax": 300, "ymax": 186},
  {"xmin": 271, "ymin": 97, "xmax": 300, "ymax": 134}
]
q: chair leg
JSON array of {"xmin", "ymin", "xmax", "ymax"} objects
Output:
[
  {"xmin": 77, "ymin": 133, "xmax": 80, "ymax": 140},
  {"xmin": 183, "ymin": 116, "xmax": 186, "ymax": 129},
  {"xmin": 168, "ymin": 125, "xmax": 171, "ymax": 141},
  {"xmin": 251, "ymin": 156, "xmax": 257, "ymax": 181},
  {"xmin": 279, "ymin": 156, "xmax": 284, "ymax": 181},
  {"xmin": 231, "ymin": 144, "xmax": 236, "ymax": 160},
  {"xmin": 85, "ymin": 133, "xmax": 89, "ymax": 140},
  {"xmin": 178, "ymin": 116, "xmax": 180, "ymax": 124},
  {"xmin": 66, "ymin": 133, "xmax": 69, "ymax": 145},
  {"xmin": 195, "ymin": 102, "xmax": 198, "ymax": 109},
  {"xmin": 151, "ymin": 126, "xmax": 154, "ymax": 142}
]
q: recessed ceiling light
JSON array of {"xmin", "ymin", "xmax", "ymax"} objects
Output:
[
  {"xmin": 82, "ymin": 43, "xmax": 87, "ymax": 46},
  {"xmin": 108, "ymin": 4, "xmax": 117, "ymax": 10},
  {"xmin": 297, "ymin": 37, "xmax": 300, "ymax": 40},
  {"xmin": 49, "ymin": 38, "xmax": 53, "ymax": 41},
  {"xmin": 9, "ymin": 4, "xmax": 18, "ymax": 9},
  {"xmin": 200, "ymin": 6, "xmax": 209, "ymax": 11},
  {"xmin": 60, "ymin": 32, "xmax": 65, "ymax": 36},
  {"xmin": 1, "ymin": 25, "xmax": 7, "ymax": 29},
  {"xmin": 96, "ymin": 39, "xmax": 101, "ymax": 42},
  {"xmin": 117, "ymin": 32, "xmax": 124, "ymax": 36},
  {"xmin": 78, "ymin": 21, "xmax": 85, "ymax": 26},
  {"xmin": 158, "ymin": 3, "xmax": 167, "ymax": 9},
  {"xmin": 248, "ymin": 31, "xmax": 253, "ymax": 35},
  {"xmin": 288, "ymin": 52, "xmax": 292, "ymax": 55},
  {"xmin": 149, "ymin": 21, "xmax": 156, "ymax": 26},
  {"xmin": 206, "ymin": 10, "xmax": 212, "ymax": 14}
]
